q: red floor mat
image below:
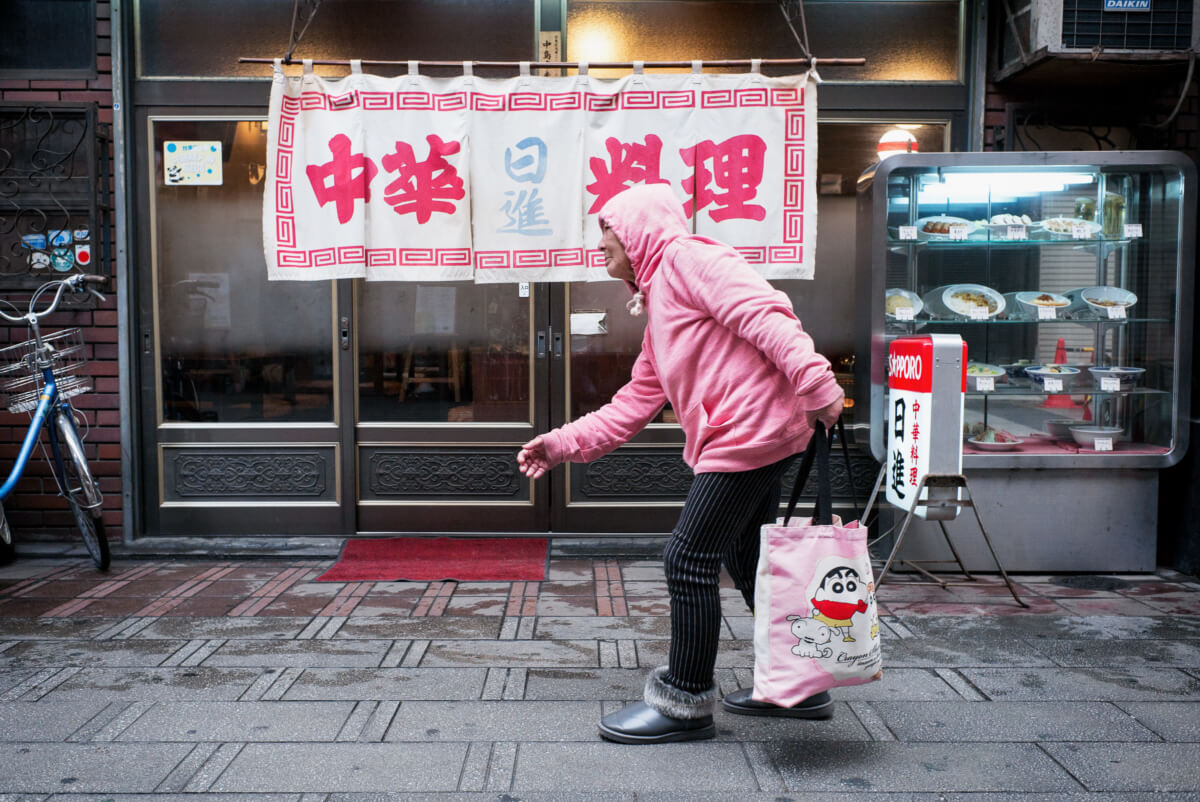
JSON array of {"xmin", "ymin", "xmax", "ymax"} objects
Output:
[{"xmin": 315, "ymin": 537, "xmax": 548, "ymax": 582}]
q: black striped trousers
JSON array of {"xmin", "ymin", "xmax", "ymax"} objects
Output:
[{"xmin": 662, "ymin": 454, "xmax": 795, "ymax": 694}]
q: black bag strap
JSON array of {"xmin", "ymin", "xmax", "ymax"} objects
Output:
[{"xmin": 783, "ymin": 417, "xmax": 854, "ymax": 527}]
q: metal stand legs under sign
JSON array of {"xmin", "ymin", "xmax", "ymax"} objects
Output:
[{"xmin": 865, "ymin": 468, "xmax": 1027, "ymax": 607}]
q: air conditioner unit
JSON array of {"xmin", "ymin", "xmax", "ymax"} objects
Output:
[{"xmin": 999, "ymin": 0, "xmax": 1198, "ymax": 77}]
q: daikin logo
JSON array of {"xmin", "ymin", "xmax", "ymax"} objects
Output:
[
  {"xmin": 1104, "ymin": 0, "xmax": 1151, "ymax": 10},
  {"xmin": 889, "ymin": 354, "xmax": 923, "ymax": 381}
]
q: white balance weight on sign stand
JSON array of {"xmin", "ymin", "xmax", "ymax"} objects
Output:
[{"xmin": 862, "ymin": 334, "xmax": 1026, "ymax": 606}]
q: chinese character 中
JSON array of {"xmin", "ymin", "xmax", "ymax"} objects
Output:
[
  {"xmin": 380, "ymin": 134, "xmax": 465, "ymax": 224},
  {"xmin": 499, "ymin": 188, "xmax": 552, "ymax": 236},
  {"xmin": 504, "ymin": 137, "xmax": 548, "ymax": 184},
  {"xmin": 893, "ymin": 398, "xmax": 906, "ymax": 443},
  {"xmin": 305, "ymin": 134, "xmax": 378, "ymax": 225},
  {"xmin": 682, "ymin": 134, "xmax": 767, "ymax": 222},
  {"xmin": 586, "ymin": 135, "xmax": 670, "ymax": 214},
  {"xmin": 890, "ymin": 450, "xmax": 907, "ymax": 499}
]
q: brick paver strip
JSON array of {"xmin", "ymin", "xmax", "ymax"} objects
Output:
[
  {"xmin": 133, "ymin": 562, "xmax": 241, "ymax": 617},
  {"xmin": 318, "ymin": 581, "xmax": 373, "ymax": 617},
  {"xmin": 595, "ymin": 560, "xmax": 627, "ymax": 616},
  {"xmin": 413, "ymin": 581, "xmax": 455, "ymax": 617},
  {"xmin": 4, "ymin": 561, "xmax": 88, "ymax": 598},
  {"xmin": 227, "ymin": 566, "xmax": 308, "ymax": 616}
]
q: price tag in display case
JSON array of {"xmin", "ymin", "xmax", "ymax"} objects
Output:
[
  {"xmin": 1124, "ymin": 223, "xmax": 1143, "ymax": 238},
  {"xmin": 1108, "ymin": 305, "xmax": 1127, "ymax": 320},
  {"xmin": 898, "ymin": 226, "xmax": 918, "ymax": 241},
  {"xmin": 949, "ymin": 225, "xmax": 969, "ymax": 241},
  {"xmin": 976, "ymin": 376, "xmax": 995, "ymax": 392},
  {"xmin": 1072, "ymin": 224, "xmax": 1090, "ymax": 239},
  {"xmin": 1101, "ymin": 377, "xmax": 1121, "ymax": 392},
  {"xmin": 1037, "ymin": 305, "xmax": 1057, "ymax": 320},
  {"xmin": 1006, "ymin": 225, "xmax": 1027, "ymax": 241},
  {"xmin": 1094, "ymin": 437, "xmax": 1114, "ymax": 452},
  {"xmin": 1043, "ymin": 378, "xmax": 1063, "ymax": 393},
  {"xmin": 968, "ymin": 306, "xmax": 989, "ymax": 321},
  {"xmin": 895, "ymin": 306, "xmax": 915, "ymax": 321}
]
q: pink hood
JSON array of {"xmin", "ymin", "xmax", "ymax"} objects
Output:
[{"xmin": 541, "ymin": 183, "xmax": 842, "ymax": 473}]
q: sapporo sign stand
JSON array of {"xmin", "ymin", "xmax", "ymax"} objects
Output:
[{"xmin": 862, "ymin": 334, "xmax": 1026, "ymax": 607}]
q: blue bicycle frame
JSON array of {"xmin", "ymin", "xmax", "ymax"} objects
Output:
[{"xmin": 0, "ymin": 369, "xmax": 62, "ymax": 501}]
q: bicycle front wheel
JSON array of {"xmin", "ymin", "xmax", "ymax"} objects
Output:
[{"xmin": 51, "ymin": 410, "xmax": 109, "ymax": 571}]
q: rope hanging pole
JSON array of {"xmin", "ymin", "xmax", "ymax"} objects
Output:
[{"xmin": 238, "ymin": 57, "xmax": 865, "ymax": 69}]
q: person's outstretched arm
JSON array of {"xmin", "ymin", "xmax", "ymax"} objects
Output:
[{"xmin": 517, "ymin": 343, "xmax": 667, "ymax": 477}]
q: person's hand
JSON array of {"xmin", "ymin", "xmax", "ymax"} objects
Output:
[
  {"xmin": 517, "ymin": 436, "xmax": 551, "ymax": 479},
  {"xmin": 806, "ymin": 386, "xmax": 845, "ymax": 430}
]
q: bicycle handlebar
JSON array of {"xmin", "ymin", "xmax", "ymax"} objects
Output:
[{"xmin": 0, "ymin": 274, "xmax": 108, "ymax": 325}]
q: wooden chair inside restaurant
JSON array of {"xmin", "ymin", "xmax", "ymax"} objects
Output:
[{"xmin": 398, "ymin": 341, "xmax": 464, "ymax": 403}]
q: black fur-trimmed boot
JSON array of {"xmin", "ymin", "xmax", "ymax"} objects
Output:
[{"xmin": 598, "ymin": 666, "xmax": 717, "ymax": 744}]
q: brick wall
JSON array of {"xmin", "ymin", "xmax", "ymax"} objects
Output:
[{"xmin": 0, "ymin": 2, "xmax": 122, "ymax": 541}]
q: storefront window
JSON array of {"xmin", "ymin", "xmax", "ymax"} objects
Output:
[
  {"xmin": 358, "ymin": 283, "xmax": 532, "ymax": 424},
  {"xmin": 567, "ymin": 1, "xmax": 961, "ymax": 82},
  {"xmin": 152, "ymin": 119, "xmax": 334, "ymax": 423}
]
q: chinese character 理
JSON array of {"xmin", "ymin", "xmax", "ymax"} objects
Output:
[
  {"xmin": 305, "ymin": 133, "xmax": 378, "ymax": 225},
  {"xmin": 682, "ymin": 134, "xmax": 768, "ymax": 222},
  {"xmin": 380, "ymin": 134, "xmax": 465, "ymax": 224}
]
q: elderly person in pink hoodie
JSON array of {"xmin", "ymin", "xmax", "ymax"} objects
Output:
[{"xmin": 517, "ymin": 183, "xmax": 844, "ymax": 744}]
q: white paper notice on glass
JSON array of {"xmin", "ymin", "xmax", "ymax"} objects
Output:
[
  {"xmin": 1108, "ymin": 305, "xmax": 1127, "ymax": 320},
  {"xmin": 414, "ymin": 286, "xmax": 457, "ymax": 334},
  {"xmin": 570, "ymin": 311, "xmax": 607, "ymax": 336},
  {"xmin": 164, "ymin": 141, "xmax": 223, "ymax": 186},
  {"xmin": 1037, "ymin": 304, "xmax": 1057, "ymax": 320},
  {"xmin": 1101, "ymin": 377, "xmax": 1121, "ymax": 392},
  {"xmin": 895, "ymin": 306, "xmax": 915, "ymax": 321},
  {"xmin": 1094, "ymin": 437, "xmax": 1114, "ymax": 452},
  {"xmin": 898, "ymin": 226, "xmax": 918, "ymax": 241},
  {"xmin": 1043, "ymin": 378, "xmax": 1063, "ymax": 393},
  {"xmin": 976, "ymin": 376, "xmax": 994, "ymax": 392},
  {"xmin": 518, "ymin": 282, "xmax": 530, "ymax": 298},
  {"xmin": 1124, "ymin": 223, "xmax": 1143, "ymax": 238}
]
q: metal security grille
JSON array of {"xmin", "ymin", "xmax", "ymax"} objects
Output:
[{"xmin": 1062, "ymin": 0, "xmax": 1193, "ymax": 50}]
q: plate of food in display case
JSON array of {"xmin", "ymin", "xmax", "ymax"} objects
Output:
[
  {"xmin": 1037, "ymin": 217, "xmax": 1102, "ymax": 238},
  {"xmin": 979, "ymin": 213, "xmax": 1034, "ymax": 231},
  {"xmin": 885, "ymin": 288, "xmax": 923, "ymax": 320},
  {"xmin": 965, "ymin": 363, "xmax": 1006, "ymax": 392},
  {"xmin": 1014, "ymin": 291, "xmax": 1071, "ymax": 317},
  {"xmin": 914, "ymin": 216, "xmax": 977, "ymax": 240},
  {"xmin": 963, "ymin": 423, "xmax": 1023, "ymax": 451},
  {"xmin": 940, "ymin": 284, "xmax": 1005, "ymax": 319}
]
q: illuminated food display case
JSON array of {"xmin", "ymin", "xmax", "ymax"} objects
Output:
[{"xmin": 856, "ymin": 152, "xmax": 1195, "ymax": 571}]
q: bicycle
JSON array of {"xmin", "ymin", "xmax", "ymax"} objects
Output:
[{"xmin": 0, "ymin": 274, "xmax": 110, "ymax": 570}]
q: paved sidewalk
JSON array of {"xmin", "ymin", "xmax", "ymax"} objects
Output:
[{"xmin": 0, "ymin": 553, "xmax": 1198, "ymax": 800}]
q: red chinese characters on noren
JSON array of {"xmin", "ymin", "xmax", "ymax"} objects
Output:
[
  {"xmin": 586, "ymin": 133, "xmax": 768, "ymax": 222},
  {"xmin": 381, "ymin": 134, "xmax": 466, "ymax": 224},
  {"xmin": 305, "ymin": 134, "xmax": 379, "ymax": 225},
  {"xmin": 305, "ymin": 133, "xmax": 466, "ymax": 225},
  {"xmin": 585, "ymin": 135, "xmax": 670, "ymax": 214},
  {"xmin": 682, "ymin": 134, "xmax": 767, "ymax": 222}
]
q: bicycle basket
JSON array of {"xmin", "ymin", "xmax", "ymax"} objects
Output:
[{"xmin": 0, "ymin": 328, "xmax": 92, "ymax": 414}]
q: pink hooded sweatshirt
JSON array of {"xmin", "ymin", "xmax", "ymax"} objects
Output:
[{"xmin": 540, "ymin": 183, "xmax": 843, "ymax": 474}]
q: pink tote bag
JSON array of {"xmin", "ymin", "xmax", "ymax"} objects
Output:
[{"xmin": 752, "ymin": 421, "xmax": 882, "ymax": 706}]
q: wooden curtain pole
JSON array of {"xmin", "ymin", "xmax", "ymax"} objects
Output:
[{"xmin": 237, "ymin": 57, "xmax": 865, "ymax": 68}]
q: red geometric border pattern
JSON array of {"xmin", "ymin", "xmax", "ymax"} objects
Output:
[{"xmin": 272, "ymin": 87, "xmax": 808, "ymax": 270}]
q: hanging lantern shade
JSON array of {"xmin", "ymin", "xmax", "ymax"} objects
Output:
[{"xmin": 877, "ymin": 129, "xmax": 919, "ymax": 160}]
